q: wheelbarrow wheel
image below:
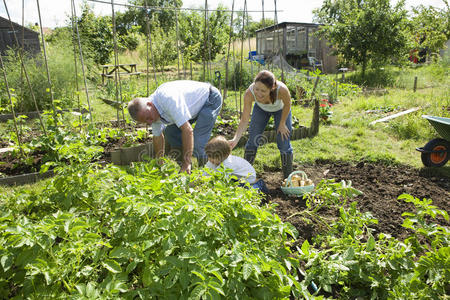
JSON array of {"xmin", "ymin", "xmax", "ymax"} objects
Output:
[{"xmin": 421, "ymin": 138, "xmax": 449, "ymax": 167}]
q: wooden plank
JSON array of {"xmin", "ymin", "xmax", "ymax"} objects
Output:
[
  {"xmin": 0, "ymin": 147, "xmax": 14, "ymax": 154},
  {"xmin": 369, "ymin": 107, "xmax": 421, "ymax": 125},
  {"xmin": 101, "ymin": 63, "xmax": 136, "ymax": 68}
]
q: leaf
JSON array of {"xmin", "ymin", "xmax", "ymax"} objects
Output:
[
  {"xmin": 189, "ymin": 284, "xmax": 206, "ymax": 299},
  {"xmin": 366, "ymin": 235, "xmax": 376, "ymax": 251},
  {"xmin": 1, "ymin": 255, "xmax": 13, "ymax": 272},
  {"xmin": 242, "ymin": 262, "xmax": 253, "ymax": 280},
  {"xmin": 86, "ymin": 282, "xmax": 96, "ymax": 297},
  {"xmin": 109, "ymin": 246, "xmax": 131, "ymax": 258},
  {"xmin": 343, "ymin": 247, "xmax": 355, "ymax": 260},
  {"xmin": 191, "ymin": 270, "xmax": 205, "ymax": 281},
  {"xmin": 208, "ymin": 280, "xmax": 225, "ymax": 296},
  {"xmin": 103, "ymin": 259, "xmax": 122, "ymax": 273},
  {"xmin": 75, "ymin": 284, "xmax": 86, "ymax": 296},
  {"xmin": 142, "ymin": 266, "xmax": 153, "ymax": 287},
  {"xmin": 126, "ymin": 261, "xmax": 138, "ymax": 274},
  {"xmin": 301, "ymin": 240, "xmax": 310, "ymax": 256},
  {"xmin": 210, "ymin": 270, "xmax": 224, "ymax": 284}
]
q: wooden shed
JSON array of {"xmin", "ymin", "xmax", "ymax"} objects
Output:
[
  {"xmin": 0, "ymin": 16, "xmax": 40, "ymax": 56},
  {"xmin": 255, "ymin": 22, "xmax": 337, "ymax": 73}
]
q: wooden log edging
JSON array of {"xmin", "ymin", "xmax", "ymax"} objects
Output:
[
  {"xmin": 110, "ymin": 142, "xmax": 153, "ymax": 165},
  {"xmin": 0, "ymin": 170, "xmax": 54, "ymax": 186}
]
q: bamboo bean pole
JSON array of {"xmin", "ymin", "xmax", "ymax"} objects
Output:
[
  {"xmin": 71, "ymin": 0, "xmax": 93, "ymax": 122},
  {"xmin": 2, "ymin": 0, "xmax": 46, "ymax": 134},
  {"xmin": 175, "ymin": 9, "xmax": 181, "ymax": 80},
  {"xmin": 0, "ymin": 54, "xmax": 24, "ymax": 157},
  {"xmin": 36, "ymin": 0, "xmax": 58, "ymax": 126},
  {"xmin": 70, "ymin": 0, "xmax": 82, "ymax": 126},
  {"xmin": 223, "ymin": 0, "xmax": 235, "ymax": 102},
  {"xmin": 110, "ymin": 0, "xmax": 125, "ymax": 122},
  {"xmin": 144, "ymin": 0, "xmax": 158, "ymax": 89}
]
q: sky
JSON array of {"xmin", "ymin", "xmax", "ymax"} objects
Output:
[{"xmin": 0, "ymin": 0, "xmax": 447, "ymax": 29}]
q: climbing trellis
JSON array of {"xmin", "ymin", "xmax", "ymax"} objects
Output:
[{"xmin": 0, "ymin": 0, "xmax": 284, "ymax": 147}]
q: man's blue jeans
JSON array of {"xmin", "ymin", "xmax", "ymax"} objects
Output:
[
  {"xmin": 164, "ymin": 85, "xmax": 222, "ymax": 161},
  {"xmin": 245, "ymin": 103, "xmax": 293, "ymax": 154}
]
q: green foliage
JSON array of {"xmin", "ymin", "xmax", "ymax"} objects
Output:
[
  {"xmin": 0, "ymin": 46, "xmax": 79, "ymax": 112},
  {"xmin": 138, "ymin": 24, "xmax": 177, "ymax": 72},
  {"xmin": 278, "ymin": 69, "xmax": 361, "ymax": 103},
  {"xmin": 226, "ymin": 61, "xmax": 253, "ymax": 90},
  {"xmin": 387, "ymin": 111, "xmax": 427, "ymax": 140},
  {"xmin": 99, "ymin": 78, "xmax": 150, "ymax": 103},
  {"xmin": 314, "ymin": 0, "xmax": 410, "ymax": 76},
  {"xmin": 297, "ymin": 194, "xmax": 449, "ymax": 298},
  {"xmin": 76, "ymin": 3, "xmax": 140, "ymax": 65},
  {"xmin": 126, "ymin": 0, "xmax": 182, "ymax": 34},
  {"xmin": 179, "ymin": 6, "xmax": 229, "ymax": 63},
  {"xmin": 304, "ymin": 179, "xmax": 363, "ymax": 213},
  {"xmin": 0, "ymin": 161, "xmax": 300, "ymax": 298},
  {"xmin": 409, "ymin": 5, "xmax": 450, "ymax": 59},
  {"xmin": 345, "ymin": 67, "xmax": 399, "ymax": 88},
  {"xmin": 76, "ymin": 3, "xmax": 114, "ymax": 65},
  {"xmin": 232, "ymin": 12, "xmax": 275, "ymax": 38}
]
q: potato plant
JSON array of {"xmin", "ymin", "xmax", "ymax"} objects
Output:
[
  {"xmin": 0, "ymin": 160, "xmax": 301, "ymax": 298},
  {"xmin": 297, "ymin": 195, "xmax": 449, "ymax": 298}
]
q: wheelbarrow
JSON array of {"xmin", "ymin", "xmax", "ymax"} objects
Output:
[{"xmin": 416, "ymin": 115, "xmax": 450, "ymax": 167}]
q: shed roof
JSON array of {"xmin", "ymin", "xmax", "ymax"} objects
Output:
[
  {"xmin": 0, "ymin": 16, "xmax": 39, "ymax": 36},
  {"xmin": 256, "ymin": 22, "xmax": 323, "ymax": 33}
]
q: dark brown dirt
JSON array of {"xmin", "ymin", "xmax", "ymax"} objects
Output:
[
  {"xmin": 0, "ymin": 135, "xmax": 151, "ymax": 176},
  {"xmin": 260, "ymin": 160, "xmax": 449, "ymax": 246}
]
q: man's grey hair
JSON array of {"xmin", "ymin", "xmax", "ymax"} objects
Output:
[{"xmin": 128, "ymin": 97, "xmax": 148, "ymax": 121}]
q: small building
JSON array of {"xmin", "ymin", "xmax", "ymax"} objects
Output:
[
  {"xmin": 255, "ymin": 22, "xmax": 337, "ymax": 73},
  {"xmin": 0, "ymin": 16, "xmax": 40, "ymax": 56}
]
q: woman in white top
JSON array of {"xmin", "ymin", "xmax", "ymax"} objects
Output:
[{"xmin": 229, "ymin": 70, "xmax": 293, "ymax": 179}]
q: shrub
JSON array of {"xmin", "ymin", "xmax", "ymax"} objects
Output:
[{"xmin": 0, "ymin": 43, "xmax": 81, "ymax": 113}]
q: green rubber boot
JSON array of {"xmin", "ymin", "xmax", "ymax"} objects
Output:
[
  {"xmin": 244, "ymin": 149, "xmax": 257, "ymax": 165},
  {"xmin": 281, "ymin": 152, "xmax": 293, "ymax": 179}
]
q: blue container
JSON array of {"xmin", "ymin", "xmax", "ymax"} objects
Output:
[{"xmin": 248, "ymin": 51, "xmax": 265, "ymax": 65}]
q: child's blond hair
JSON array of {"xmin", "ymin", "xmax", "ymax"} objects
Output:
[{"xmin": 205, "ymin": 135, "xmax": 231, "ymax": 164}]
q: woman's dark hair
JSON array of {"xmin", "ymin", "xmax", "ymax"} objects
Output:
[{"xmin": 254, "ymin": 70, "xmax": 277, "ymax": 103}]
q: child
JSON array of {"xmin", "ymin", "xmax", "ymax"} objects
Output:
[{"xmin": 204, "ymin": 136, "xmax": 269, "ymax": 194}]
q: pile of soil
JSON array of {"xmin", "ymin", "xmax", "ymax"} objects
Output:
[{"xmin": 261, "ymin": 161, "xmax": 449, "ymax": 246}]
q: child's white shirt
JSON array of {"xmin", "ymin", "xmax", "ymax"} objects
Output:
[{"xmin": 205, "ymin": 155, "xmax": 257, "ymax": 184}]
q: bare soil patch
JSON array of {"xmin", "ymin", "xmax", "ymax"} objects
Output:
[{"xmin": 260, "ymin": 160, "xmax": 449, "ymax": 246}]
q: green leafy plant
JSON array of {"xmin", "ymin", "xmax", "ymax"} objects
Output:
[
  {"xmin": 296, "ymin": 193, "xmax": 449, "ymax": 299},
  {"xmin": 0, "ymin": 160, "xmax": 302, "ymax": 298}
]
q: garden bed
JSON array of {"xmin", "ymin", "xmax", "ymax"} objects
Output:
[
  {"xmin": 260, "ymin": 160, "xmax": 449, "ymax": 248},
  {"xmin": 0, "ymin": 135, "xmax": 152, "ymax": 179}
]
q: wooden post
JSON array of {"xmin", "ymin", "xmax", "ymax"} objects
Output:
[
  {"xmin": 190, "ymin": 62, "xmax": 193, "ymax": 80},
  {"xmin": 335, "ymin": 72, "xmax": 338, "ymax": 103},
  {"xmin": 413, "ymin": 76, "xmax": 418, "ymax": 92}
]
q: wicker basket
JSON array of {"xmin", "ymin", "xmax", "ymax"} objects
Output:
[{"xmin": 281, "ymin": 171, "xmax": 315, "ymax": 196}]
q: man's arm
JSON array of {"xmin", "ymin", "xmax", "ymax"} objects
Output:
[
  {"xmin": 180, "ymin": 122, "xmax": 194, "ymax": 173},
  {"xmin": 153, "ymin": 134, "xmax": 165, "ymax": 163}
]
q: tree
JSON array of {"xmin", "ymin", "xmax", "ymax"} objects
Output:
[
  {"xmin": 178, "ymin": 6, "xmax": 229, "ymax": 63},
  {"xmin": 314, "ymin": 0, "xmax": 410, "ymax": 77},
  {"xmin": 409, "ymin": 3, "xmax": 450, "ymax": 61},
  {"xmin": 77, "ymin": 3, "xmax": 114, "ymax": 65},
  {"xmin": 121, "ymin": 0, "xmax": 182, "ymax": 35},
  {"xmin": 232, "ymin": 12, "xmax": 275, "ymax": 38},
  {"xmin": 247, "ymin": 18, "xmax": 275, "ymax": 37},
  {"xmin": 76, "ymin": 3, "xmax": 140, "ymax": 65}
]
